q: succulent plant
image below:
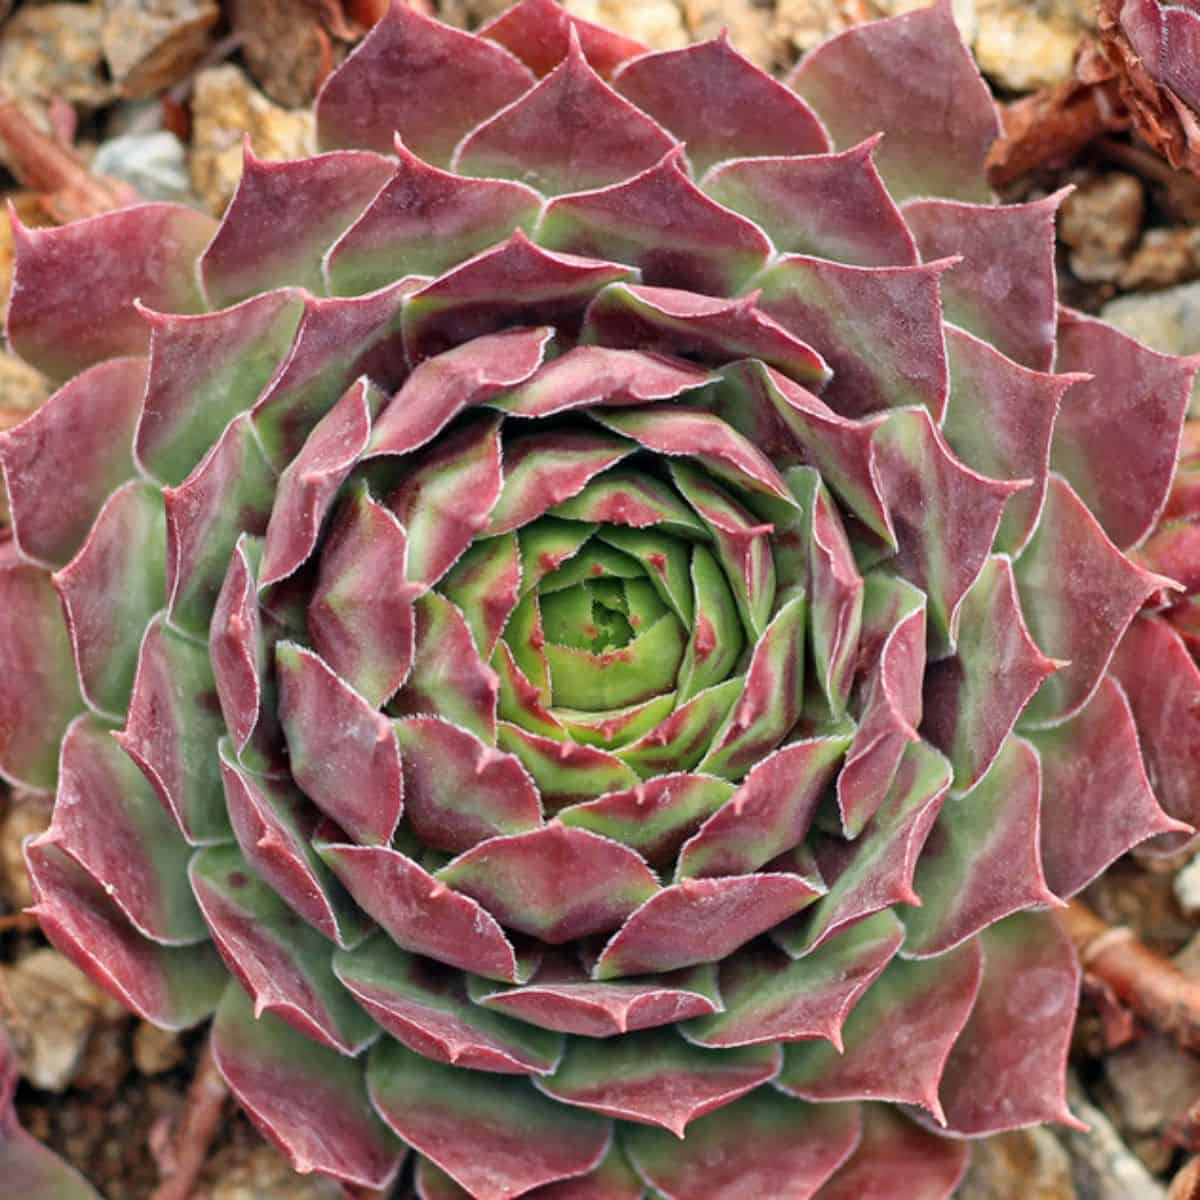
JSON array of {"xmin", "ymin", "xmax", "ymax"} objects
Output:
[
  {"xmin": 1100, "ymin": 0, "xmax": 1200, "ymax": 173},
  {"xmin": 2, "ymin": 1, "xmax": 1199, "ymax": 1196}
]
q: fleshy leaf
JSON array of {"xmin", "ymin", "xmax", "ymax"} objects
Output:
[
  {"xmin": 472, "ymin": 957, "xmax": 721, "ymax": 1038},
  {"xmin": 53, "ymin": 481, "xmax": 166, "ymax": 717},
  {"xmin": 435, "ymin": 824, "xmax": 659, "ymax": 944},
  {"xmin": 440, "ymin": 534, "xmax": 523, "ymax": 659},
  {"xmin": 317, "ymin": 839, "xmax": 525, "ymax": 982},
  {"xmin": 612, "ymin": 36, "xmax": 829, "ymax": 175},
  {"xmin": 7, "ymin": 203, "xmax": 214, "ymax": 382},
  {"xmin": 212, "ymin": 984, "xmax": 404, "ymax": 1188},
  {"xmin": 903, "ymin": 736, "xmax": 1058, "ymax": 958},
  {"xmin": 580, "ymin": 284, "xmax": 829, "ymax": 387},
  {"xmin": 1015, "ymin": 474, "xmax": 1173, "ymax": 725},
  {"xmin": 0, "ymin": 549, "xmax": 83, "ymax": 789},
  {"xmin": 777, "ymin": 941, "xmax": 982, "ymax": 1121},
  {"xmin": 674, "ymin": 545, "xmax": 744, "ymax": 703},
  {"xmin": 498, "ymin": 723, "xmax": 640, "ymax": 811},
  {"xmin": 26, "ymin": 839, "xmax": 225, "ymax": 1029},
  {"xmin": 315, "ymin": 1, "xmax": 534, "ymax": 163},
  {"xmin": 454, "ymin": 34, "xmax": 675, "ymax": 197},
  {"xmin": 191, "ymin": 846, "xmax": 378, "ymax": 1055},
  {"xmin": 753, "ymin": 256, "xmax": 953, "ymax": 420},
  {"xmin": 0, "ymin": 357, "xmax": 145, "ymax": 568},
  {"xmin": 936, "ymin": 912, "xmax": 1081, "ymax": 1135},
  {"xmin": 594, "ymin": 872, "xmax": 823, "ymax": 979},
  {"xmin": 922, "ymin": 556, "xmax": 1059, "ymax": 793},
  {"xmin": 334, "ymin": 935, "xmax": 562, "ymax": 1074},
  {"xmin": 1052, "ymin": 307, "xmax": 1195, "ymax": 550},
  {"xmin": 677, "ymin": 736, "xmax": 848, "ymax": 880},
  {"xmin": 903, "ymin": 193, "xmax": 1064, "ymax": 371},
  {"xmin": 538, "ymin": 151, "xmax": 771, "ymax": 296},
  {"xmin": 537, "ymin": 1029, "xmax": 779, "ymax": 1135},
  {"xmin": 201, "ymin": 147, "xmax": 394, "ymax": 307},
  {"xmin": 623, "ymin": 1090, "xmax": 860, "ymax": 1200},
  {"xmin": 1028, "ymin": 675, "xmax": 1186, "ymax": 899},
  {"xmin": 308, "ymin": 482, "xmax": 422, "ymax": 708},
  {"xmin": 681, "ymin": 911, "xmax": 903, "ymax": 1050},
  {"xmin": 276, "ymin": 643, "xmax": 403, "ymax": 846},
  {"xmin": 615, "ymin": 678, "xmax": 742, "ymax": 778},
  {"xmin": 811, "ymin": 1104, "xmax": 968, "ymax": 1200},
  {"xmin": 326, "ymin": 138, "xmax": 542, "ymax": 298},
  {"xmin": 702, "ymin": 139, "xmax": 917, "ymax": 267},
  {"xmin": 114, "ymin": 615, "xmax": 231, "ymax": 845},
  {"xmin": 787, "ymin": 0, "xmax": 998, "ymax": 202},
  {"xmin": 368, "ymin": 1038, "xmax": 610, "ymax": 1200}
]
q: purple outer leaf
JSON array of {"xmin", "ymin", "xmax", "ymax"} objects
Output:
[
  {"xmin": 811, "ymin": 1104, "xmax": 968, "ymax": 1200},
  {"xmin": 326, "ymin": 138, "xmax": 543, "ymax": 297},
  {"xmin": 1110, "ymin": 615, "xmax": 1200, "ymax": 852},
  {"xmin": 1015, "ymin": 474, "xmax": 1175, "ymax": 726},
  {"xmin": 333, "ymin": 936, "xmax": 563, "ymax": 1074},
  {"xmin": 594, "ymin": 872, "xmax": 823, "ymax": 979},
  {"xmin": 25, "ymin": 838, "xmax": 225, "ymax": 1029},
  {"xmin": 580, "ymin": 284, "xmax": 829, "ymax": 387},
  {"xmin": 436, "ymin": 824, "xmax": 658, "ymax": 943},
  {"xmin": 0, "ymin": 1026, "xmax": 101, "ymax": 1199},
  {"xmin": 135, "ymin": 289, "xmax": 304, "ymax": 487},
  {"xmin": 454, "ymin": 33, "xmax": 676, "ymax": 197},
  {"xmin": 317, "ymin": 839, "xmax": 525, "ymax": 982},
  {"xmin": 787, "ymin": 0, "xmax": 998, "ymax": 203},
  {"xmin": 753, "ymin": 256, "xmax": 954, "ymax": 420},
  {"xmin": 701, "ymin": 138, "xmax": 918, "ymax": 267},
  {"xmin": 1052, "ymin": 307, "xmax": 1196, "ymax": 551},
  {"xmin": 52, "ymin": 480, "xmax": 166, "ymax": 717},
  {"xmin": 402, "ymin": 232, "xmax": 635, "ymax": 365},
  {"xmin": 315, "ymin": 0, "xmax": 535, "ymax": 163},
  {"xmin": 44, "ymin": 715, "xmax": 206, "ymax": 944},
  {"xmin": 777, "ymin": 940, "xmax": 983, "ymax": 1121},
  {"xmin": 276, "ymin": 642, "xmax": 403, "ymax": 846},
  {"xmin": 537, "ymin": 150, "xmax": 772, "ymax": 296},
  {"xmin": 936, "ymin": 912, "xmax": 1082, "ymax": 1135},
  {"xmin": 0, "ymin": 357, "xmax": 145, "ymax": 568},
  {"xmin": 114, "ymin": 614, "xmax": 231, "ymax": 845},
  {"xmin": 259, "ymin": 378, "xmax": 381, "ymax": 588},
  {"xmin": 368, "ymin": 1038, "xmax": 610, "ymax": 1200},
  {"xmin": 163, "ymin": 413, "xmax": 277, "ymax": 636},
  {"xmin": 903, "ymin": 192, "xmax": 1065, "ymax": 372},
  {"xmin": 612, "ymin": 35, "xmax": 829, "ymax": 175},
  {"xmin": 680, "ymin": 911, "xmax": 903, "ymax": 1050},
  {"xmin": 1029, "ymin": 675, "xmax": 1187, "ymax": 899},
  {"xmin": 922, "ymin": 556, "xmax": 1060, "ymax": 794},
  {"xmin": 200, "ymin": 145, "xmax": 394, "ymax": 307},
  {"xmin": 623, "ymin": 1090, "xmax": 861, "ymax": 1200},
  {"xmin": 536, "ymin": 1029, "xmax": 780, "ymax": 1135},
  {"xmin": 367, "ymin": 326, "xmax": 552, "ymax": 459},
  {"xmin": 471, "ymin": 956, "xmax": 721, "ymax": 1037},
  {"xmin": 903, "ymin": 736, "xmax": 1059, "ymax": 959},
  {"xmin": 212, "ymin": 984, "xmax": 404, "ymax": 1189},
  {"xmin": 0, "ymin": 548, "xmax": 83, "ymax": 789},
  {"xmin": 942, "ymin": 326, "xmax": 1081, "ymax": 556},
  {"xmin": 393, "ymin": 717, "xmax": 541, "ymax": 853},
  {"xmin": 308, "ymin": 482, "xmax": 422, "ymax": 709},
  {"xmin": 220, "ymin": 743, "xmax": 370, "ymax": 949},
  {"xmin": 7, "ymin": 203, "xmax": 215, "ymax": 382},
  {"xmin": 480, "ymin": 0, "xmax": 648, "ymax": 80}
]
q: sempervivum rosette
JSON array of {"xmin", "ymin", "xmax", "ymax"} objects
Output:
[
  {"xmin": 1100, "ymin": 0, "xmax": 1200, "ymax": 172},
  {"xmin": 2, "ymin": 2, "xmax": 1199, "ymax": 1197}
]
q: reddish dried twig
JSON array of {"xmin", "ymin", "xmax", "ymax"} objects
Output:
[
  {"xmin": 149, "ymin": 1035, "xmax": 229, "ymax": 1200},
  {"xmin": 1065, "ymin": 898, "xmax": 1200, "ymax": 1052}
]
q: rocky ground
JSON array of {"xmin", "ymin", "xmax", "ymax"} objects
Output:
[{"xmin": 3, "ymin": 1, "xmax": 1200, "ymax": 1196}]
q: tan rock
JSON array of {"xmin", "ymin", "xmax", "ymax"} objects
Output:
[
  {"xmin": 209, "ymin": 1141, "xmax": 346, "ymax": 1199},
  {"xmin": 189, "ymin": 65, "xmax": 315, "ymax": 217},
  {"xmin": 132, "ymin": 1021, "xmax": 185, "ymax": 1075},
  {"xmin": 0, "ymin": 791, "xmax": 52, "ymax": 911},
  {"xmin": 0, "ymin": 4, "xmax": 114, "ymax": 108},
  {"xmin": 683, "ymin": 0, "xmax": 780, "ymax": 70},
  {"xmin": 1059, "ymin": 172, "xmax": 1145, "ymax": 284},
  {"xmin": 564, "ymin": 0, "xmax": 688, "ymax": 50},
  {"xmin": 776, "ymin": 0, "xmax": 975, "ymax": 57},
  {"xmin": 0, "ymin": 948, "xmax": 127, "ymax": 1092},
  {"xmin": 955, "ymin": 1127, "xmax": 1075, "ymax": 1199},
  {"xmin": 102, "ymin": 0, "xmax": 220, "ymax": 99},
  {"xmin": 974, "ymin": 0, "xmax": 1087, "ymax": 92}
]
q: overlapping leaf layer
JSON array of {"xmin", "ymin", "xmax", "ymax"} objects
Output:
[{"xmin": 2, "ymin": 2, "xmax": 1198, "ymax": 1196}]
